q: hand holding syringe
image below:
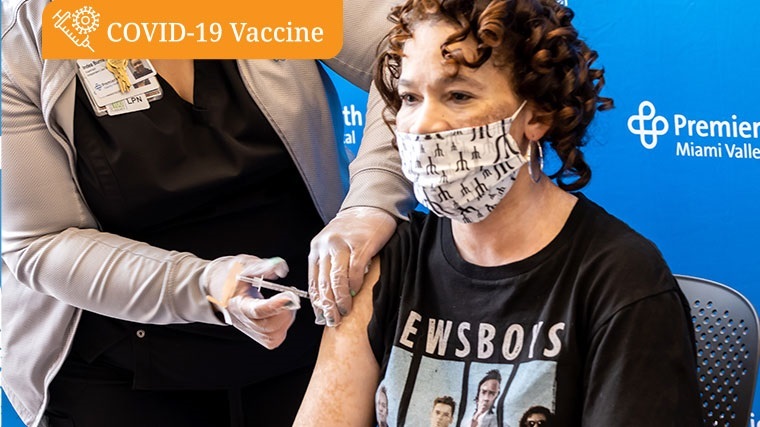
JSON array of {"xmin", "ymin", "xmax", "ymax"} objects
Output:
[
  {"xmin": 205, "ymin": 257, "xmax": 302, "ymax": 349},
  {"xmin": 236, "ymin": 275, "xmax": 310, "ymax": 300}
]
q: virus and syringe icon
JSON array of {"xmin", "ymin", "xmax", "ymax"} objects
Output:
[{"xmin": 52, "ymin": 6, "xmax": 100, "ymax": 52}]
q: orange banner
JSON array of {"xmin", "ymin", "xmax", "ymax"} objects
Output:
[{"xmin": 42, "ymin": 0, "xmax": 342, "ymax": 59}]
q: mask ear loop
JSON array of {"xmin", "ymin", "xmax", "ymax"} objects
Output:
[{"xmin": 527, "ymin": 140, "xmax": 544, "ymax": 183}]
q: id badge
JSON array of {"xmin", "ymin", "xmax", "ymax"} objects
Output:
[{"xmin": 76, "ymin": 59, "xmax": 163, "ymax": 116}]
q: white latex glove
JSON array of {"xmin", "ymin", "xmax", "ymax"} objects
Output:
[
  {"xmin": 308, "ymin": 206, "xmax": 397, "ymax": 327},
  {"xmin": 205, "ymin": 255, "xmax": 299, "ymax": 349}
]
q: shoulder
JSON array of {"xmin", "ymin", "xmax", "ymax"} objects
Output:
[
  {"xmin": 2, "ymin": 0, "xmax": 46, "ymax": 46},
  {"xmin": 570, "ymin": 194, "xmax": 680, "ymax": 315},
  {"xmin": 324, "ymin": 0, "xmax": 398, "ymax": 89},
  {"xmin": 3, "ymin": 0, "xmax": 42, "ymax": 69},
  {"xmin": 3, "ymin": 0, "xmax": 48, "ymax": 101},
  {"xmin": 3, "ymin": 0, "xmax": 34, "ymax": 36},
  {"xmin": 574, "ymin": 193, "xmax": 669, "ymax": 270},
  {"xmin": 378, "ymin": 211, "xmax": 425, "ymax": 285},
  {"xmin": 390, "ymin": 210, "xmax": 428, "ymax": 240},
  {"xmin": 381, "ymin": 211, "xmax": 432, "ymax": 268}
]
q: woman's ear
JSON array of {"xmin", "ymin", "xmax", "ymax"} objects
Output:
[{"xmin": 522, "ymin": 103, "xmax": 551, "ymax": 141}]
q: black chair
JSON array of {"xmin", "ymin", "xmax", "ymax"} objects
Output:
[{"xmin": 676, "ymin": 274, "xmax": 760, "ymax": 427}]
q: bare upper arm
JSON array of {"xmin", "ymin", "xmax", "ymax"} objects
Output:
[{"xmin": 294, "ymin": 258, "xmax": 382, "ymax": 426}]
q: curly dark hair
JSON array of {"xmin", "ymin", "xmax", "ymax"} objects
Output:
[
  {"xmin": 519, "ymin": 405, "xmax": 554, "ymax": 427},
  {"xmin": 374, "ymin": 0, "xmax": 613, "ymax": 190}
]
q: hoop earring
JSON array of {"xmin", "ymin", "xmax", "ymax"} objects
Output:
[{"xmin": 527, "ymin": 140, "xmax": 544, "ymax": 184}]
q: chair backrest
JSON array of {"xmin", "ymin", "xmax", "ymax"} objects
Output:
[{"xmin": 675, "ymin": 274, "xmax": 760, "ymax": 427}]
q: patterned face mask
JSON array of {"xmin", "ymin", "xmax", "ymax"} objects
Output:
[{"xmin": 396, "ymin": 101, "xmax": 527, "ymax": 223}]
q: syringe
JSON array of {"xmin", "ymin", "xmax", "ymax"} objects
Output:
[{"xmin": 236, "ymin": 275, "xmax": 310, "ymax": 300}]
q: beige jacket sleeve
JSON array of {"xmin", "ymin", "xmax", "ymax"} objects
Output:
[
  {"xmin": 1, "ymin": 63, "xmax": 222, "ymax": 325},
  {"xmin": 323, "ymin": 0, "xmax": 417, "ymax": 220}
]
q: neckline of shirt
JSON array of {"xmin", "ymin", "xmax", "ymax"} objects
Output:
[{"xmin": 439, "ymin": 192, "xmax": 589, "ymax": 281}]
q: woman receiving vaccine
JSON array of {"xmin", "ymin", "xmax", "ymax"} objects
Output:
[{"xmin": 296, "ymin": 0, "xmax": 701, "ymax": 425}]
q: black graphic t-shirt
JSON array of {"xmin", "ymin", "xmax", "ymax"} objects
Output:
[{"xmin": 368, "ymin": 194, "xmax": 702, "ymax": 427}]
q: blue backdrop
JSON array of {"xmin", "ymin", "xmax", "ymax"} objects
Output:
[{"xmin": 3, "ymin": 0, "xmax": 759, "ymax": 425}]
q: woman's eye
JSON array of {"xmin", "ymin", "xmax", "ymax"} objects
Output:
[
  {"xmin": 399, "ymin": 93, "xmax": 418, "ymax": 104},
  {"xmin": 451, "ymin": 92, "xmax": 472, "ymax": 102}
]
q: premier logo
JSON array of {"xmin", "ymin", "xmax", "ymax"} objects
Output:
[
  {"xmin": 627, "ymin": 101, "xmax": 668, "ymax": 149},
  {"xmin": 626, "ymin": 101, "xmax": 760, "ymax": 160}
]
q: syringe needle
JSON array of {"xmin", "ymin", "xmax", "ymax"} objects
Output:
[{"xmin": 236, "ymin": 275, "xmax": 310, "ymax": 300}]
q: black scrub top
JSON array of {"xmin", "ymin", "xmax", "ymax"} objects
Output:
[{"xmin": 68, "ymin": 60, "xmax": 325, "ymax": 389}]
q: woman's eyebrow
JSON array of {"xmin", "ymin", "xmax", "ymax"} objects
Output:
[
  {"xmin": 397, "ymin": 78, "xmax": 414, "ymax": 88},
  {"xmin": 398, "ymin": 74, "xmax": 486, "ymax": 89},
  {"xmin": 441, "ymin": 74, "xmax": 485, "ymax": 89}
]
